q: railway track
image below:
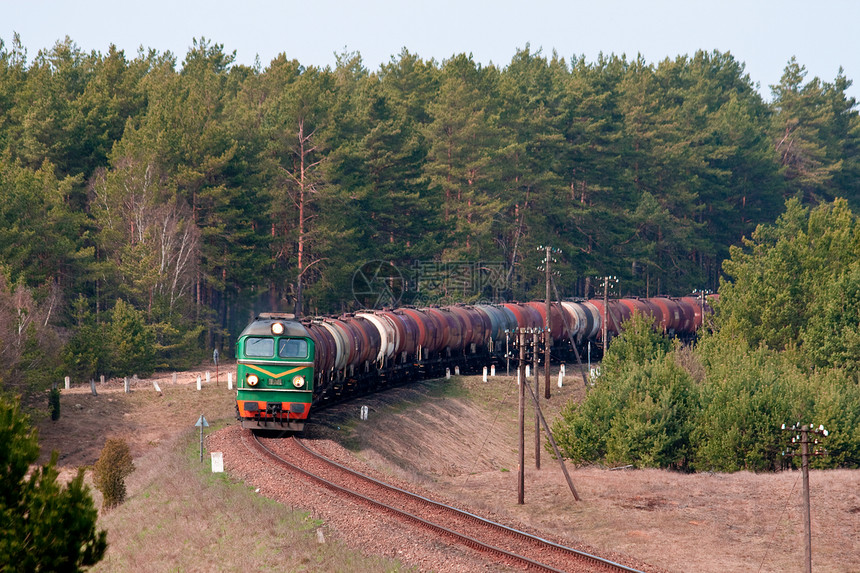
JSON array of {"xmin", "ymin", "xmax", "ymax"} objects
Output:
[{"xmin": 244, "ymin": 430, "xmax": 644, "ymax": 573}]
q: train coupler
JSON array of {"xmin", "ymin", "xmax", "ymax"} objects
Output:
[{"xmin": 266, "ymin": 402, "xmax": 285, "ymax": 425}]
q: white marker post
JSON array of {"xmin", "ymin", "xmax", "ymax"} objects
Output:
[
  {"xmin": 197, "ymin": 375, "xmax": 202, "ymax": 391},
  {"xmin": 482, "ymin": 366, "xmax": 488, "ymax": 382},
  {"xmin": 211, "ymin": 451, "xmax": 224, "ymax": 473},
  {"xmin": 227, "ymin": 372, "xmax": 233, "ymax": 390},
  {"xmin": 491, "ymin": 364, "xmax": 495, "ymax": 377}
]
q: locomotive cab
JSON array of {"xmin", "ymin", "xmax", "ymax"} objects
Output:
[{"xmin": 235, "ymin": 313, "xmax": 315, "ymax": 431}]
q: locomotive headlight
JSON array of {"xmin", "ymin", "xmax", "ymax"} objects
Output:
[
  {"xmin": 292, "ymin": 375, "xmax": 306, "ymax": 388},
  {"xmin": 271, "ymin": 322, "xmax": 285, "ymax": 335},
  {"xmin": 247, "ymin": 374, "xmax": 259, "ymax": 386}
]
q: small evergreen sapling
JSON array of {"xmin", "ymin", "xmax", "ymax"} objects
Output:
[
  {"xmin": 49, "ymin": 386, "xmax": 61, "ymax": 420},
  {"xmin": 93, "ymin": 438, "xmax": 135, "ymax": 509},
  {"xmin": 0, "ymin": 396, "xmax": 106, "ymax": 570}
]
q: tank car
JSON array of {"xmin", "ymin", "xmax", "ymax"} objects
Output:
[{"xmin": 235, "ymin": 296, "xmax": 712, "ymax": 433}]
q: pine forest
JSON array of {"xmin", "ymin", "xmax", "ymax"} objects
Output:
[{"xmin": 1, "ymin": 35, "xmax": 859, "ymax": 396}]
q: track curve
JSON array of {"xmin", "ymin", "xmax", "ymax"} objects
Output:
[{"xmin": 244, "ymin": 430, "xmax": 644, "ymax": 573}]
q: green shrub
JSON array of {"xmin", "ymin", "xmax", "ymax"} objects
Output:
[
  {"xmin": 49, "ymin": 387, "xmax": 60, "ymax": 420},
  {"xmin": 93, "ymin": 438, "xmax": 135, "ymax": 509},
  {"xmin": 554, "ymin": 313, "xmax": 697, "ymax": 469},
  {"xmin": 603, "ymin": 355, "xmax": 697, "ymax": 468},
  {"xmin": 555, "ymin": 381, "xmax": 614, "ymax": 463},
  {"xmin": 692, "ymin": 336, "xmax": 812, "ymax": 472},
  {"xmin": 600, "ymin": 311, "xmax": 670, "ymax": 369},
  {"xmin": 718, "ymin": 198, "xmax": 860, "ymax": 372},
  {"xmin": 554, "ymin": 199, "xmax": 860, "ymax": 473},
  {"xmin": 801, "ymin": 261, "xmax": 860, "ymax": 374},
  {"xmin": 808, "ymin": 368, "xmax": 860, "ymax": 469}
]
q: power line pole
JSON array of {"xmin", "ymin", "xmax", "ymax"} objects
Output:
[
  {"xmin": 599, "ymin": 276, "xmax": 618, "ymax": 353},
  {"xmin": 538, "ymin": 245, "xmax": 561, "ymax": 399},
  {"xmin": 801, "ymin": 427, "xmax": 812, "ymax": 573},
  {"xmin": 782, "ymin": 422, "xmax": 829, "ymax": 573},
  {"xmin": 544, "ymin": 246, "xmax": 552, "ymax": 400},
  {"xmin": 533, "ymin": 329, "xmax": 540, "ymax": 470},
  {"xmin": 514, "ymin": 326, "xmax": 582, "ymax": 504},
  {"xmin": 523, "ymin": 378, "xmax": 581, "ymax": 501},
  {"xmin": 505, "ymin": 330, "xmax": 510, "ymax": 376},
  {"xmin": 517, "ymin": 329, "xmax": 526, "ymax": 505}
]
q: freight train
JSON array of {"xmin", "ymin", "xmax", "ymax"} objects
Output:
[{"xmin": 235, "ymin": 297, "xmax": 711, "ymax": 431}]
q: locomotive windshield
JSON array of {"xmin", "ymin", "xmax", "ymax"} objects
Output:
[
  {"xmin": 245, "ymin": 337, "xmax": 274, "ymax": 357},
  {"xmin": 278, "ymin": 338, "xmax": 309, "ymax": 359}
]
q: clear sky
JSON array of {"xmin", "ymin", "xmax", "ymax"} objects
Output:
[{"xmin": 4, "ymin": 0, "xmax": 859, "ymax": 102}]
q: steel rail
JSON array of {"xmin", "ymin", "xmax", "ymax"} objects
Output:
[
  {"xmin": 245, "ymin": 431, "xmax": 642, "ymax": 573},
  {"xmin": 292, "ymin": 436, "xmax": 642, "ymax": 573},
  {"xmin": 247, "ymin": 432, "xmax": 561, "ymax": 572}
]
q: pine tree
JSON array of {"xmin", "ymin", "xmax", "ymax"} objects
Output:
[
  {"xmin": 771, "ymin": 57, "xmax": 843, "ymax": 203},
  {"xmin": 0, "ymin": 396, "xmax": 107, "ymax": 570},
  {"xmin": 260, "ymin": 57, "xmax": 333, "ymax": 316},
  {"xmin": 107, "ymin": 298, "xmax": 155, "ymax": 377}
]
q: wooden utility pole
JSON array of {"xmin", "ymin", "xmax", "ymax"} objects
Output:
[
  {"xmin": 514, "ymin": 325, "xmax": 583, "ymax": 504},
  {"xmin": 602, "ymin": 277, "xmax": 609, "ymax": 351},
  {"xmin": 600, "ymin": 276, "xmax": 617, "ymax": 352},
  {"xmin": 517, "ymin": 329, "xmax": 526, "ymax": 505},
  {"xmin": 800, "ymin": 425, "xmax": 812, "ymax": 573},
  {"xmin": 505, "ymin": 331, "xmax": 510, "ymax": 376},
  {"xmin": 782, "ymin": 422, "xmax": 829, "ymax": 573},
  {"xmin": 538, "ymin": 245, "xmax": 561, "ymax": 399},
  {"xmin": 544, "ymin": 245, "xmax": 552, "ymax": 400},
  {"xmin": 524, "ymin": 381, "xmax": 581, "ymax": 501},
  {"xmin": 533, "ymin": 330, "xmax": 540, "ymax": 470}
]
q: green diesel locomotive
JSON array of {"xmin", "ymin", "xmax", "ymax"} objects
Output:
[{"xmin": 235, "ymin": 313, "xmax": 315, "ymax": 431}]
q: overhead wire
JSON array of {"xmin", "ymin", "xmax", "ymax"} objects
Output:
[{"xmin": 756, "ymin": 470, "xmax": 802, "ymax": 573}]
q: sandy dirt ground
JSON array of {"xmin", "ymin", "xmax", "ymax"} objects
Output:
[{"xmin": 34, "ymin": 365, "xmax": 860, "ymax": 572}]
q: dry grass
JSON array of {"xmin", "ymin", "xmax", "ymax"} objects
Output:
[
  {"xmin": 33, "ymin": 366, "xmax": 859, "ymax": 572},
  {"xmin": 319, "ymin": 369, "xmax": 860, "ymax": 573},
  {"xmin": 34, "ymin": 370, "xmax": 409, "ymax": 573},
  {"xmin": 89, "ymin": 426, "xmax": 405, "ymax": 573},
  {"xmin": 35, "ymin": 372, "xmax": 237, "ymax": 467}
]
